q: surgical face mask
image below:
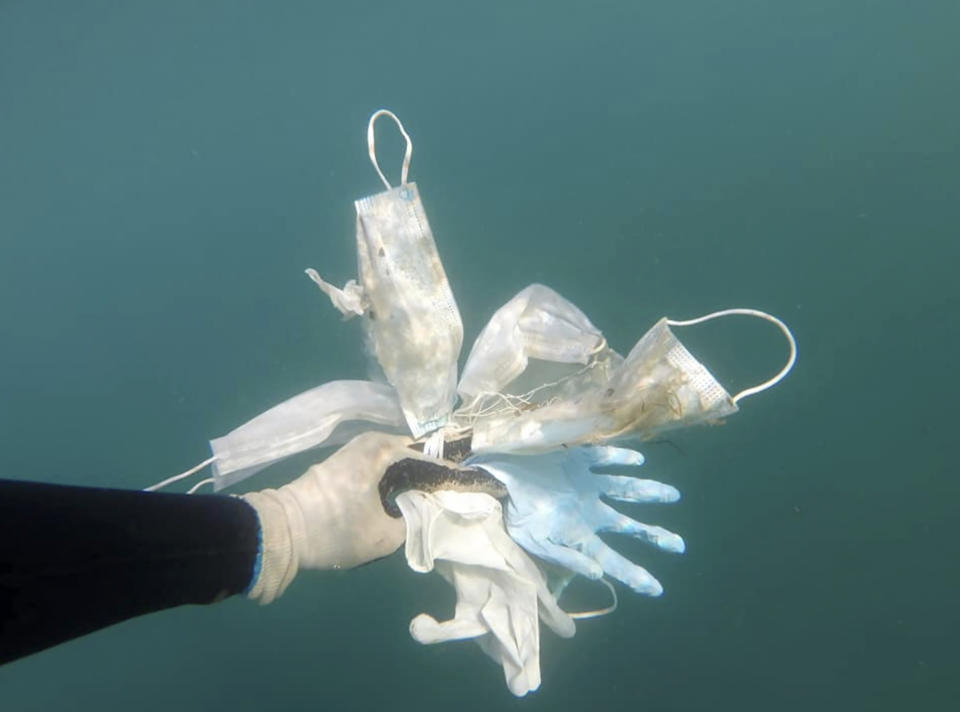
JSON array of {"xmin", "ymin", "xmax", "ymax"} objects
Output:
[
  {"xmin": 458, "ymin": 283, "xmax": 612, "ymax": 400},
  {"xmin": 466, "ymin": 306, "xmax": 797, "ymax": 454},
  {"xmin": 145, "ymin": 111, "xmax": 468, "ymax": 496},
  {"xmin": 452, "ymin": 284, "xmax": 623, "ymax": 438},
  {"xmin": 306, "ymin": 110, "xmax": 463, "ymax": 440},
  {"xmin": 207, "ymin": 380, "xmax": 408, "ymax": 490},
  {"xmin": 143, "ymin": 379, "xmax": 407, "ymax": 494}
]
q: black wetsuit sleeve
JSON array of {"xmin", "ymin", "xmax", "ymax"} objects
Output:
[{"xmin": 0, "ymin": 479, "xmax": 260, "ymax": 665}]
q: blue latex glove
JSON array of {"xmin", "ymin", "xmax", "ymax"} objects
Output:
[{"xmin": 466, "ymin": 446, "xmax": 684, "ymax": 596}]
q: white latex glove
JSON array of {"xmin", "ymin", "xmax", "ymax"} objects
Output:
[
  {"xmin": 396, "ymin": 489, "xmax": 575, "ymax": 697},
  {"xmin": 240, "ymin": 432, "xmax": 416, "ymax": 604}
]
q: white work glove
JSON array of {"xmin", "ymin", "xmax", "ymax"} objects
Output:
[{"xmin": 240, "ymin": 432, "xmax": 416, "ymax": 604}]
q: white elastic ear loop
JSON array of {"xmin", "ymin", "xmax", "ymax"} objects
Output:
[
  {"xmin": 143, "ymin": 456, "xmax": 217, "ymax": 492},
  {"xmin": 666, "ymin": 308, "xmax": 797, "ymax": 405},
  {"xmin": 367, "ymin": 109, "xmax": 413, "ymax": 190},
  {"xmin": 559, "ymin": 577, "xmax": 619, "ymax": 620}
]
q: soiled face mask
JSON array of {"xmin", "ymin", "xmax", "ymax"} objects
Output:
[
  {"xmin": 152, "ymin": 111, "xmax": 462, "ymax": 494},
  {"xmin": 466, "ymin": 305, "xmax": 797, "ymax": 454},
  {"xmin": 458, "ymin": 283, "xmax": 615, "ymax": 401},
  {"xmin": 452, "ymin": 285, "xmax": 622, "ymax": 440},
  {"xmin": 306, "ymin": 110, "xmax": 463, "ymax": 443}
]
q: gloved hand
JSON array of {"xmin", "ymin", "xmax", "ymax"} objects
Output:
[
  {"xmin": 467, "ymin": 446, "xmax": 685, "ymax": 596},
  {"xmin": 240, "ymin": 432, "xmax": 417, "ymax": 604}
]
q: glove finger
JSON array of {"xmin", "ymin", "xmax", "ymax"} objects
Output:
[
  {"xmin": 529, "ymin": 534, "xmax": 604, "ymax": 581},
  {"xmin": 596, "ymin": 503, "xmax": 685, "ymax": 553},
  {"xmin": 594, "ymin": 474, "xmax": 680, "ymax": 503},
  {"xmin": 580, "ymin": 533, "xmax": 664, "ymax": 596},
  {"xmin": 409, "ymin": 613, "xmax": 487, "ymax": 644},
  {"xmin": 583, "ymin": 445, "xmax": 645, "ymax": 469}
]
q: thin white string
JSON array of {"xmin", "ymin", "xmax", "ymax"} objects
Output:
[
  {"xmin": 367, "ymin": 109, "xmax": 413, "ymax": 190},
  {"xmin": 186, "ymin": 477, "xmax": 215, "ymax": 495},
  {"xmin": 422, "ymin": 429, "xmax": 446, "ymax": 459},
  {"xmin": 566, "ymin": 577, "xmax": 619, "ymax": 619},
  {"xmin": 143, "ymin": 456, "xmax": 217, "ymax": 492},
  {"xmin": 666, "ymin": 308, "xmax": 797, "ymax": 404},
  {"xmin": 453, "ymin": 357, "xmax": 606, "ymax": 427}
]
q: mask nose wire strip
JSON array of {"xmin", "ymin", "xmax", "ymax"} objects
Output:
[
  {"xmin": 666, "ymin": 308, "xmax": 798, "ymax": 405},
  {"xmin": 368, "ymin": 109, "xmax": 413, "ymax": 190},
  {"xmin": 143, "ymin": 456, "xmax": 217, "ymax": 492}
]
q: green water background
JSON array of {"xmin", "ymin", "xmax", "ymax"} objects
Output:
[{"xmin": 1, "ymin": 1, "xmax": 957, "ymax": 710}]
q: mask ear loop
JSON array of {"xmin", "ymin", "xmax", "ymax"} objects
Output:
[
  {"xmin": 143, "ymin": 456, "xmax": 217, "ymax": 492},
  {"xmin": 552, "ymin": 575, "xmax": 619, "ymax": 619},
  {"xmin": 665, "ymin": 308, "xmax": 797, "ymax": 405},
  {"xmin": 566, "ymin": 577, "xmax": 619, "ymax": 619},
  {"xmin": 367, "ymin": 109, "xmax": 413, "ymax": 190}
]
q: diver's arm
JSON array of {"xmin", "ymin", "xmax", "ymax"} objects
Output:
[
  {"xmin": 0, "ymin": 479, "xmax": 259, "ymax": 665},
  {"xmin": 0, "ymin": 432, "xmax": 421, "ymax": 665}
]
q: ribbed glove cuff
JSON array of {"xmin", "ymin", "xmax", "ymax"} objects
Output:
[{"xmin": 240, "ymin": 489, "xmax": 302, "ymax": 605}]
